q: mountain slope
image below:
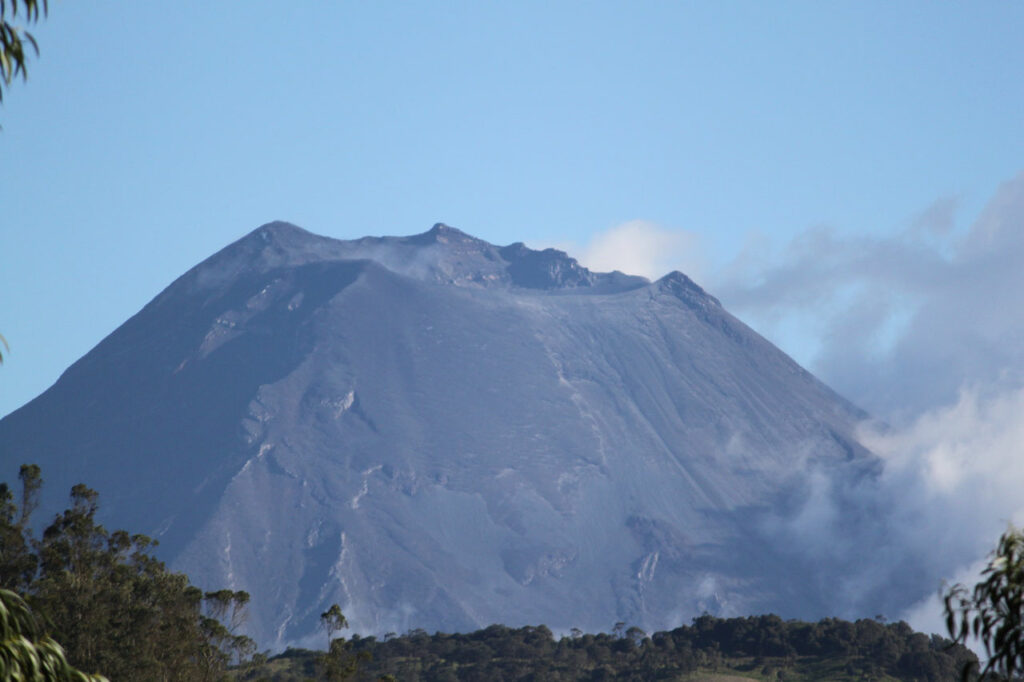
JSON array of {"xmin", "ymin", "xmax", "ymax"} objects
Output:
[{"xmin": 1, "ymin": 222, "xmax": 884, "ymax": 647}]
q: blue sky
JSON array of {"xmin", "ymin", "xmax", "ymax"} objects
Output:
[{"xmin": 1, "ymin": 2, "xmax": 1022, "ymax": 419}]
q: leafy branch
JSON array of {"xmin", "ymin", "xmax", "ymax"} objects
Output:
[
  {"xmin": 0, "ymin": 0, "xmax": 48, "ymax": 103},
  {"xmin": 946, "ymin": 525, "xmax": 1024, "ymax": 681}
]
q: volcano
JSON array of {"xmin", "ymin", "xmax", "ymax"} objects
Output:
[{"xmin": 0, "ymin": 222, "xmax": 888, "ymax": 647}]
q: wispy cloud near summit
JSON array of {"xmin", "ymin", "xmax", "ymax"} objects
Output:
[{"xmin": 553, "ymin": 220, "xmax": 706, "ymax": 283}]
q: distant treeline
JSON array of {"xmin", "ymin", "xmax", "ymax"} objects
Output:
[{"xmin": 239, "ymin": 614, "xmax": 978, "ymax": 681}]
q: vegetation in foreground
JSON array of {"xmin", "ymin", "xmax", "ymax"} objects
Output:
[
  {"xmin": 1, "ymin": 465, "xmax": 254, "ymax": 680},
  {"xmin": 0, "ymin": 587, "xmax": 106, "ymax": 681}
]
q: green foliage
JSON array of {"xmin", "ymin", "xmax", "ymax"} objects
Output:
[
  {"xmin": 316, "ymin": 605, "xmax": 368, "ymax": 681},
  {"xmin": 1, "ymin": 465, "xmax": 257, "ymax": 681},
  {"xmin": 319, "ymin": 637, "xmax": 370, "ymax": 682},
  {"xmin": 235, "ymin": 616, "xmax": 975, "ymax": 682},
  {"xmin": 0, "ymin": 332, "xmax": 8, "ymax": 363},
  {"xmin": 0, "ymin": 587, "xmax": 106, "ymax": 681},
  {"xmin": 202, "ymin": 588, "xmax": 258, "ymax": 669},
  {"xmin": 320, "ymin": 604, "xmax": 349, "ymax": 648},
  {"xmin": 945, "ymin": 525, "xmax": 1024, "ymax": 681},
  {"xmin": 0, "ymin": 0, "xmax": 47, "ymax": 103},
  {"xmin": 0, "ymin": 464, "xmax": 42, "ymax": 592}
]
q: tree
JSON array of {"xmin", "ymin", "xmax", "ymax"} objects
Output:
[
  {"xmin": 200, "ymin": 588, "xmax": 257, "ymax": 669},
  {"xmin": 1, "ymin": 465, "xmax": 256, "ymax": 681},
  {"xmin": 0, "ymin": 0, "xmax": 46, "ymax": 104},
  {"xmin": 0, "ymin": 464, "xmax": 42, "ymax": 592},
  {"xmin": 320, "ymin": 603, "xmax": 349, "ymax": 649},
  {"xmin": 945, "ymin": 525, "xmax": 1024, "ymax": 680},
  {"xmin": 318, "ymin": 604, "xmax": 368, "ymax": 681},
  {"xmin": 0, "ymin": 587, "xmax": 106, "ymax": 681}
]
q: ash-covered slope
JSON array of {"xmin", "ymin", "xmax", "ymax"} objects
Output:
[{"xmin": 0, "ymin": 222, "xmax": 888, "ymax": 647}]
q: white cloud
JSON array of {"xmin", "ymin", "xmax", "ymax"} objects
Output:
[
  {"xmin": 713, "ymin": 171, "xmax": 1024, "ymax": 634},
  {"xmin": 865, "ymin": 386, "xmax": 1024, "ymax": 502},
  {"xmin": 714, "ymin": 171, "xmax": 1024, "ymax": 418},
  {"xmin": 559, "ymin": 220, "xmax": 706, "ymax": 283},
  {"xmin": 864, "ymin": 386, "xmax": 1024, "ymax": 637},
  {"xmin": 902, "ymin": 557, "xmax": 988, "ymax": 649}
]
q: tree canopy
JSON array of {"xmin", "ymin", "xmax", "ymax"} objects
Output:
[
  {"xmin": 239, "ymin": 614, "xmax": 977, "ymax": 682},
  {"xmin": 1, "ymin": 464, "xmax": 257, "ymax": 680}
]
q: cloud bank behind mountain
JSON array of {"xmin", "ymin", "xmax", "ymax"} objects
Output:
[{"xmin": 568, "ymin": 171, "xmax": 1024, "ymax": 635}]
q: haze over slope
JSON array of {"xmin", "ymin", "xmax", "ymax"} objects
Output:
[{"xmin": 1, "ymin": 223, "xmax": 897, "ymax": 647}]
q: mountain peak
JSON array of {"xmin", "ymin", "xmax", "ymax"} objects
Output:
[
  {"xmin": 428, "ymin": 222, "xmax": 460, "ymax": 236},
  {"xmin": 657, "ymin": 271, "xmax": 720, "ymax": 307},
  {"xmin": 249, "ymin": 221, "xmax": 320, "ymax": 247},
  {"xmin": 235, "ymin": 220, "xmax": 331, "ymax": 259},
  {"xmin": 254, "ymin": 220, "xmax": 310, "ymax": 237},
  {"xmin": 409, "ymin": 223, "xmax": 483, "ymax": 246}
]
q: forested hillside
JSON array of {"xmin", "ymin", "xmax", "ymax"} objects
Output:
[{"xmin": 237, "ymin": 615, "xmax": 977, "ymax": 682}]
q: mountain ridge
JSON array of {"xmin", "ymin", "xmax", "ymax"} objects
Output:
[{"xmin": 178, "ymin": 221, "xmax": 656, "ymax": 297}]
